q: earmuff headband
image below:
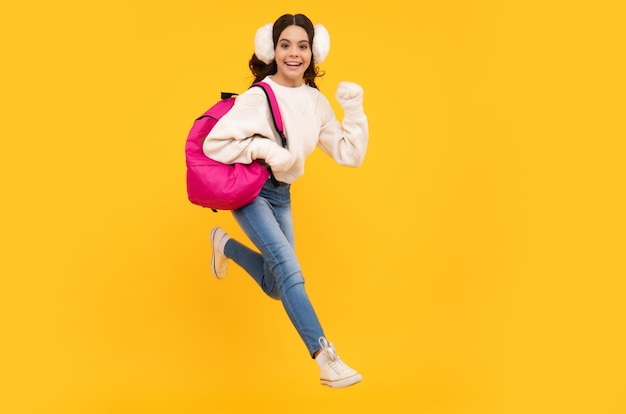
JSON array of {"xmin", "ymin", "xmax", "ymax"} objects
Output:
[{"xmin": 254, "ymin": 23, "xmax": 330, "ymax": 65}]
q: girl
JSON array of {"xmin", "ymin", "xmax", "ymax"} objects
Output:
[{"xmin": 203, "ymin": 13, "xmax": 368, "ymax": 388}]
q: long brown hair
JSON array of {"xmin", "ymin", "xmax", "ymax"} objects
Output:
[{"xmin": 249, "ymin": 13, "xmax": 324, "ymax": 89}]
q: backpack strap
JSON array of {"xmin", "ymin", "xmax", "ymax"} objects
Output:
[
  {"xmin": 250, "ymin": 82, "xmax": 288, "ymax": 187},
  {"xmin": 250, "ymin": 82, "xmax": 287, "ymax": 148}
]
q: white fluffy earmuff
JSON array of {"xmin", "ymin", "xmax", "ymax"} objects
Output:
[
  {"xmin": 254, "ymin": 23, "xmax": 330, "ymax": 65},
  {"xmin": 254, "ymin": 23, "xmax": 275, "ymax": 65},
  {"xmin": 312, "ymin": 24, "xmax": 330, "ymax": 64}
]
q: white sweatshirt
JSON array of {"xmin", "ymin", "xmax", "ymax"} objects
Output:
[{"xmin": 202, "ymin": 76, "xmax": 369, "ymax": 184}]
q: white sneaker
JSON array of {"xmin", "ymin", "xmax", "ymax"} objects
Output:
[
  {"xmin": 210, "ymin": 227, "xmax": 229, "ymax": 279},
  {"xmin": 316, "ymin": 337, "xmax": 362, "ymax": 388}
]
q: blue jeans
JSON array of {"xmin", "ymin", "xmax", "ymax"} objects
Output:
[{"xmin": 224, "ymin": 179, "xmax": 325, "ymax": 357}]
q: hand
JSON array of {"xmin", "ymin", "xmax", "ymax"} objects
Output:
[
  {"xmin": 335, "ymin": 82, "xmax": 364, "ymax": 113},
  {"xmin": 265, "ymin": 143, "xmax": 294, "ymax": 172}
]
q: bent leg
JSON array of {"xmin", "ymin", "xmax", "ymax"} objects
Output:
[{"xmin": 224, "ymin": 237, "xmax": 279, "ymax": 299}]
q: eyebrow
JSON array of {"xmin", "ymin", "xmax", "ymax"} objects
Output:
[{"xmin": 278, "ymin": 38, "xmax": 310, "ymax": 45}]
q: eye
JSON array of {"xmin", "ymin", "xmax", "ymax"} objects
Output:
[{"xmin": 299, "ymin": 44, "xmax": 309, "ymax": 50}]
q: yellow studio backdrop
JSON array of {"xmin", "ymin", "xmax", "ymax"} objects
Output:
[{"xmin": 2, "ymin": 1, "xmax": 625, "ymax": 413}]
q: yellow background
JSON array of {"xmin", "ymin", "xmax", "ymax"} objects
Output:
[{"xmin": 2, "ymin": 1, "xmax": 625, "ymax": 413}]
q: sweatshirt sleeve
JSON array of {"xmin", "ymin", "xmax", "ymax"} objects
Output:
[
  {"xmin": 317, "ymin": 93, "xmax": 369, "ymax": 167},
  {"xmin": 202, "ymin": 89, "xmax": 288, "ymax": 167}
]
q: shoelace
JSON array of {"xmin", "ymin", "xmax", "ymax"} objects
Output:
[{"xmin": 319, "ymin": 336, "xmax": 353, "ymax": 376}]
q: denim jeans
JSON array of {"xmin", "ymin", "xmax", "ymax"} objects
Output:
[{"xmin": 224, "ymin": 179, "xmax": 325, "ymax": 357}]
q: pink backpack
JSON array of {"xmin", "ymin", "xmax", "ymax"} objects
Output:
[{"xmin": 185, "ymin": 82, "xmax": 285, "ymax": 211}]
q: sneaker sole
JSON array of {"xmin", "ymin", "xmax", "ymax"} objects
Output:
[
  {"xmin": 210, "ymin": 228, "xmax": 226, "ymax": 279},
  {"xmin": 320, "ymin": 373, "xmax": 363, "ymax": 389}
]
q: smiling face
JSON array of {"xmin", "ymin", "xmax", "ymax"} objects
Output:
[{"xmin": 271, "ymin": 25, "xmax": 312, "ymax": 87}]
